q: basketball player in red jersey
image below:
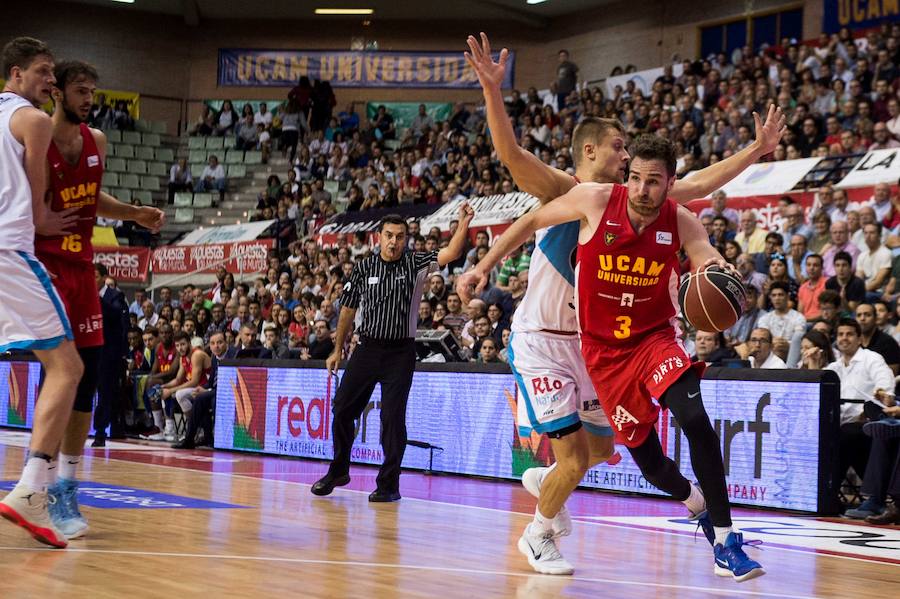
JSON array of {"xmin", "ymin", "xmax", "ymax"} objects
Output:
[
  {"xmin": 460, "ymin": 32, "xmax": 782, "ymax": 576},
  {"xmin": 34, "ymin": 60, "xmax": 164, "ymax": 539},
  {"xmin": 467, "ymin": 136, "xmax": 764, "ymax": 582},
  {"xmin": 159, "ymin": 332, "xmax": 211, "ymax": 444}
]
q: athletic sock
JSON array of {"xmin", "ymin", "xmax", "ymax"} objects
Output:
[
  {"xmin": 20, "ymin": 456, "xmax": 49, "ymax": 493},
  {"xmin": 59, "ymin": 453, "xmax": 81, "ymax": 480},
  {"xmin": 165, "ymin": 418, "xmax": 176, "ymax": 431},
  {"xmin": 152, "ymin": 410, "xmax": 165, "ymax": 430},
  {"xmin": 47, "ymin": 458, "xmax": 59, "ymax": 486},
  {"xmin": 683, "ymin": 482, "xmax": 706, "ymax": 515},
  {"xmin": 530, "ymin": 507, "xmax": 554, "ymax": 535},
  {"xmin": 714, "ymin": 526, "xmax": 733, "ymax": 546}
]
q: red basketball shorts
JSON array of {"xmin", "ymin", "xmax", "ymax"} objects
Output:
[
  {"xmin": 580, "ymin": 327, "xmax": 705, "ymax": 448},
  {"xmin": 40, "ymin": 255, "xmax": 103, "ymax": 348}
]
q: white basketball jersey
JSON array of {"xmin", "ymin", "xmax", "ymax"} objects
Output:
[
  {"xmin": 0, "ymin": 92, "xmax": 38, "ymax": 253},
  {"xmin": 511, "ymin": 221, "xmax": 579, "ymax": 333}
]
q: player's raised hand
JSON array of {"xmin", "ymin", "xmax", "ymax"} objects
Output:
[
  {"xmin": 456, "ymin": 201, "xmax": 475, "ymax": 225},
  {"xmin": 136, "ymin": 206, "xmax": 166, "ymax": 233},
  {"xmin": 35, "ymin": 205, "xmax": 80, "ymax": 237},
  {"xmin": 464, "ymin": 32, "xmax": 509, "ymax": 91},
  {"xmin": 455, "ymin": 266, "xmax": 488, "ymax": 304},
  {"xmin": 753, "ymin": 104, "xmax": 787, "ymax": 156}
]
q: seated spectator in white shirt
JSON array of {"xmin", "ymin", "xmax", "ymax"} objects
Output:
[
  {"xmin": 167, "ymin": 158, "xmax": 193, "ymax": 205},
  {"xmin": 409, "ymin": 104, "xmax": 435, "ymax": 138},
  {"xmin": 138, "ymin": 300, "xmax": 159, "ymax": 330},
  {"xmin": 825, "ymin": 318, "xmax": 895, "ymax": 487},
  {"xmin": 856, "ymin": 222, "xmax": 892, "ymax": 298},
  {"xmin": 757, "ymin": 281, "xmax": 807, "ymax": 365},
  {"xmin": 747, "ymin": 328, "xmax": 786, "ymax": 369},
  {"xmin": 196, "ymin": 155, "xmax": 227, "ymax": 203},
  {"xmin": 254, "ymin": 102, "xmax": 273, "ymax": 128}
]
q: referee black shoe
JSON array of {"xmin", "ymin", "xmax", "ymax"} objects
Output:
[
  {"xmin": 311, "ymin": 474, "xmax": 350, "ymax": 496},
  {"xmin": 368, "ymin": 489, "xmax": 401, "ymax": 502}
]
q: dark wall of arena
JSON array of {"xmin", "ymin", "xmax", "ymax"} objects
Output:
[{"xmin": 8, "ymin": 0, "xmax": 819, "ymax": 134}]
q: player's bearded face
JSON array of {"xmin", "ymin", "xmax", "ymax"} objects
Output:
[
  {"xmin": 626, "ymin": 158, "xmax": 673, "ymax": 216},
  {"xmin": 60, "ymin": 77, "xmax": 95, "ymax": 124}
]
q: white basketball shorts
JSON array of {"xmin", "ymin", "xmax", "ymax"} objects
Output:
[
  {"xmin": 507, "ymin": 330, "xmax": 612, "ymax": 437},
  {"xmin": 0, "ymin": 250, "xmax": 73, "ymax": 352}
]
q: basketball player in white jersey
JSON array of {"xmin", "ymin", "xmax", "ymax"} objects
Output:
[
  {"xmin": 459, "ymin": 33, "xmax": 785, "ymax": 574},
  {"xmin": 0, "ymin": 37, "xmax": 85, "ymax": 549}
]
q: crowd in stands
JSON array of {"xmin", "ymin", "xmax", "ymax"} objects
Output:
[{"xmin": 115, "ymin": 24, "xmax": 900, "ymax": 513}]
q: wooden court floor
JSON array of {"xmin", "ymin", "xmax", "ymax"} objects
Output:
[{"xmin": 0, "ymin": 432, "xmax": 896, "ymax": 599}]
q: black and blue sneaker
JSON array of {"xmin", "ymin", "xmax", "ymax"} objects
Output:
[{"xmin": 713, "ymin": 532, "xmax": 765, "ymax": 582}]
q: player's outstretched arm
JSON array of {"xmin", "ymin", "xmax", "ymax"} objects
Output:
[
  {"xmin": 457, "ymin": 183, "xmax": 605, "ymax": 301},
  {"xmin": 465, "ymin": 32, "xmax": 573, "ymax": 204},
  {"xmin": 669, "ymin": 104, "xmax": 786, "ymax": 204},
  {"xmin": 98, "ymin": 191, "xmax": 165, "ymax": 232}
]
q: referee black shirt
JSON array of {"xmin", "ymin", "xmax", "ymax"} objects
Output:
[{"xmin": 340, "ymin": 250, "xmax": 439, "ymax": 340}]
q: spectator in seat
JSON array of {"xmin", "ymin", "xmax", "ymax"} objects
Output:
[
  {"xmin": 822, "ymin": 221, "xmax": 860, "ymax": 277},
  {"xmin": 798, "ymin": 254, "xmax": 826, "ymax": 320},
  {"xmin": 235, "ymin": 114, "xmax": 258, "ymax": 151},
  {"xmin": 138, "ymin": 300, "xmax": 159, "ymax": 330},
  {"xmin": 129, "ymin": 288, "xmax": 147, "ymax": 317},
  {"xmin": 799, "ymin": 329, "xmax": 835, "ymax": 369},
  {"xmin": 409, "ymin": 104, "xmax": 435, "ymax": 138},
  {"xmin": 254, "ymin": 102, "xmax": 273, "ymax": 128},
  {"xmin": 691, "ymin": 330, "xmax": 736, "ymax": 365},
  {"xmin": 827, "ymin": 318, "xmax": 895, "ymax": 519},
  {"xmin": 853, "ymin": 404, "xmax": 900, "ymax": 524},
  {"xmin": 260, "ymin": 326, "xmax": 290, "ymax": 360},
  {"xmin": 699, "ymin": 190, "xmax": 739, "ymax": 231},
  {"xmin": 308, "ymin": 319, "xmax": 334, "ymax": 360},
  {"xmin": 753, "ymin": 232, "xmax": 784, "ymax": 275},
  {"xmin": 856, "ymin": 303, "xmax": 900, "ymax": 375},
  {"xmin": 425, "ymin": 273, "xmax": 448, "ymax": 308},
  {"xmin": 173, "ymin": 331, "xmax": 238, "ymax": 449},
  {"xmin": 787, "ymin": 234, "xmax": 812, "ymax": 282},
  {"xmin": 417, "ymin": 300, "xmax": 433, "ymax": 329},
  {"xmin": 216, "ymin": 100, "xmax": 238, "ymax": 136},
  {"xmin": 856, "ymin": 222, "xmax": 892, "ymax": 301},
  {"xmin": 196, "ymin": 155, "xmax": 226, "ymax": 203},
  {"xmin": 372, "ymin": 105, "xmax": 396, "ymax": 140},
  {"xmin": 747, "ymin": 327, "xmax": 786, "ymax": 369},
  {"xmin": 826, "ymin": 251, "xmax": 866, "ymax": 312},
  {"xmin": 870, "ymin": 121, "xmax": 900, "ymax": 150},
  {"xmin": 736, "ymin": 254, "xmax": 767, "ymax": 300},
  {"xmin": 167, "ymin": 158, "xmax": 193, "ymax": 205},
  {"xmin": 757, "ymin": 281, "xmax": 806, "ymax": 366},
  {"xmin": 725, "ymin": 283, "xmax": 762, "ymax": 354},
  {"xmin": 476, "ymin": 338, "xmax": 502, "ymax": 364},
  {"xmin": 237, "ymin": 324, "xmax": 261, "ymax": 355},
  {"xmin": 734, "ymin": 210, "xmax": 767, "ymax": 255}
]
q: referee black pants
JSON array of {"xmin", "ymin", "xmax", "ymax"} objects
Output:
[{"xmin": 327, "ymin": 338, "xmax": 416, "ymax": 493}]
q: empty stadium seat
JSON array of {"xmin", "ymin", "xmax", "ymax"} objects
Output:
[
  {"xmin": 142, "ymin": 133, "xmax": 161, "ymax": 147},
  {"xmin": 132, "ymin": 190, "xmax": 153, "ymax": 204},
  {"xmin": 192, "ymin": 193, "xmax": 214, "ymax": 208},
  {"xmin": 127, "ymin": 160, "xmax": 147, "ymax": 174},
  {"xmin": 106, "ymin": 157, "xmax": 127, "ymax": 172},
  {"xmin": 148, "ymin": 162, "xmax": 167, "ymax": 177},
  {"xmin": 101, "ymin": 172, "xmax": 119, "ymax": 187},
  {"xmin": 136, "ymin": 146, "xmax": 155, "ymax": 161},
  {"xmin": 134, "ymin": 119, "xmax": 153, "ymax": 133},
  {"xmin": 191, "ymin": 163, "xmax": 206, "ymax": 178},
  {"xmin": 226, "ymin": 164, "xmax": 246, "ymax": 178},
  {"xmin": 174, "ymin": 207, "xmax": 194, "ymax": 223},
  {"xmin": 120, "ymin": 173, "xmax": 140, "ymax": 189},
  {"xmin": 112, "ymin": 188, "xmax": 132, "ymax": 202},
  {"xmin": 243, "ymin": 150, "xmax": 262, "ymax": 164},
  {"xmin": 324, "ymin": 179, "xmax": 340, "ymax": 196},
  {"xmin": 174, "ymin": 192, "xmax": 193, "ymax": 207},
  {"xmin": 115, "ymin": 144, "xmax": 134, "ymax": 159},
  {"xmin": 225, "ymin": 150, "xmax": 243, "ymax": 164},
  {"xmin": 106, "ymin": 130, "xmax": 122, "ymax": 144},
  {"xmin": 188, "ymin": 137, "xmax": 205, "ymax": 150},
  {"xmin": 188, "ymin": 150, "xmax": 207, "ymax": 163},
  {"xmin": 151, "ymin": 121, "xmax": 167, "ymax": 135},
  {"xmin": 122, "ymin": 131, "xmax": 142, "ymax": 145},
  {"xmin": 155, "ymin": 148, "xmax": 174, "ymax": 163},
  {"xmin": 140, "ymin": 176, "xmax": 161, "ymax": 192},
  {"xmin": 205, "ymin": 137, "xmax": 224, "ymax": 150}
]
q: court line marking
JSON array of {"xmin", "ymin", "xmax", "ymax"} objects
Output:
[
  {"xmin": 0, "ymin": 545, "xmax": 820, "ymax": 599},
  {"xmin": 89, "ymin": 452, "xmax": 900, "ymax": 568},
  {"xmin": 2, "ymin": 443, "xmax": 894, "ymax": 569}
]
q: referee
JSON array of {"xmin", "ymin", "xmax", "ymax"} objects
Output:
[{"xmin": 312, "ymin": 203, "xmax": 474, "ymax": 502}]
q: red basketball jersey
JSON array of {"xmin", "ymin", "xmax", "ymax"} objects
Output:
[
  {"xmin": 34, "ymin": 124, "xmax": 103, "ymax": 263},
  {"xmin": 181, "ymin": 347, "xmax": 210, "ymax": 388},
  {"xmin": 575, "ymin": 184, "xmax": 682, "ymax": 346},
  {"xmin": 157, "ymin": 343, "xmax": 177, "ymax": 374}
]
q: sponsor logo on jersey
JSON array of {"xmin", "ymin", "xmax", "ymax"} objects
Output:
[
  {"xmin": 595, "ymin": 254, "xmax": 665, "ymax": 287},
  {"xmin": 604, "ymin": 231, "xmax": 617, "ymax": 246},
  {"xmin": 87, "ymin": 155, "xmax": 100, "ymax": 168},
  {"xmin": 620, "ymin": 292, "xmax": 634, "ymax": 307},
  {"xmin": 611, "ymin": 405, "xmax": 639, "ymax": 431},
  {"xmin": 651, "ymin": 355, "xmax": 686, "ymax": 385},
  {"xmin": 656, "ymin": 231, "xmax": 672, "ymax": 245}
]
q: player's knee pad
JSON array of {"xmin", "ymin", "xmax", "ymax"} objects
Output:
[
  {"xmin": 73, "ymin": 347, "xmax": 102, "ymax": 413},
  {"xmin": 662, "ymin": 369, "xmax": 712, "ymax": 435}
]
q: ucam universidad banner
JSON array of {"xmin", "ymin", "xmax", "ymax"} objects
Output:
[
  {"xmin": 823, "ymin": 0, "xmax": 899, "ymax": 33},
  {"xmin": 217, "ymin": 49, "xmax": 515, "ymax": 89},
  {"xmin": 213, "ymin": 362, "xmax": 840, "ymax": 513}
]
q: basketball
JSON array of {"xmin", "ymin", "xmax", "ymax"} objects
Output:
[{"xmin": 678, "ymin": 265, "xmax": 746, "ymax": 332}]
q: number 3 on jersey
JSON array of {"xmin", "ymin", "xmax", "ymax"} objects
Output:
[
  {"xmin": 614, "ymin": 315, "xmax": 632, "ymax": 339},
  {"xmin": 61, "ymin": 234, "xmax": 82, "ymax": 253}
]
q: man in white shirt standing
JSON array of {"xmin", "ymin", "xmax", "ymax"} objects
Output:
[
  {"xmin": 747, "ymin": 328, "xmax": 786, "ymax": 369},
  {"xmin": 757, "ymin": 281, "xmax": 807, "ymax": 366},
  {"xmin": 826, "ymin": 318, "xmax": 895, "ymax": 518}
]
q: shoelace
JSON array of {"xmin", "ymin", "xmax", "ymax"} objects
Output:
[
  {"xmin": 536, "ymin": 532, "xmax": 565, "ymax": 561},
  {"xmin": 63, "ymin": 486, "xmax": 83, "ymax": 519},
  {"xmin": 720, "ymin": 533, "xmax": 764, "ymax": 563}
]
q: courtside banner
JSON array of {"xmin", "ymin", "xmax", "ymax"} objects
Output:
[
  {"xmin": 835, "ymin": 148, "xmax": 900, "ymax": 189},
  {"xmin": 151, "ymin": 239, "xmax": 275, "ymax": 275},
  {"xmin": 683, "ymin": 158, "xmax": 822, "ymax": 198},
  {"xmin": 94, "ymin": 246, "xmax": 151, "ymax": 283},
  {"xmin": 218, "ymin": 49, "xmax": 515, "ymax": 89},
  {"xmin": 213, "ymin": 363, "xmax": 840, "ymax": 513}
]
